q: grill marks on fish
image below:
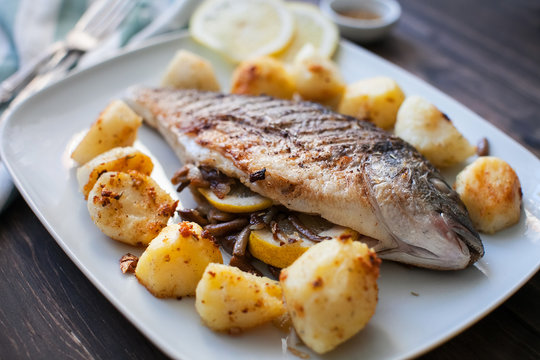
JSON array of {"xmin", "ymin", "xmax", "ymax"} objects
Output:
[
  {"xmin": 173, "ymin": 92, "xmax": 362, "ymax": 153},
  {"xmin": 196, "ymin": 109, "xmax": 370, "ymax": 171},
  {"xmin": 127, "ymin": 88, "xmax": 484, "ymax": 270}
]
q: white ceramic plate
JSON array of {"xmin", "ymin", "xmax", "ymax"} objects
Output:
[{"xmin": 1, "ymin": 32, "xmax": 539, "ymax": 360}]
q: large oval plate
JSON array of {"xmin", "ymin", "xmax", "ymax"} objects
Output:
[{"xmin": 1, "ymin": 32, "xmax": 539, "ymax": 359}]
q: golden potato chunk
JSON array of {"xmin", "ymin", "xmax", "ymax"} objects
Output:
[
  {"xmin": 454, "ymin": 157, "xmax": 522, "ymax": 234},
  {"xmin": 87, "ymin": 171, "xmax": 177, "ymax": 246},
  {"xmin": 161, "ymin": 50, "xmax": 220, "ymax": 91},
  {"xmin": 230, "ymin": 56, "xmax": 295, "ymax": 99},
  {"xmin": 394, "ymin": 96, "xmax": 475, "ymax": 168},
  {"xmin": 338, "ymin": 76, "xmax": 405, "ymax": 129},
  {"xmin": 71, "ymin": 100, "xmax": 142, "ymax": 164},
  {"xmin": 290, "ymin": 44, "xmax": 345, "ymax": 109},
  {"xmin": 280, "ymin": 238, "xmax": 380, "ymax": 354},
  {"xmin": 136, "ymin": 222, "xmax": 223, "ymax": 298},
  {"xmin": 195, "ymin": 263, "xmax": 285, "ymax": 332},
  {"xmin": 76, "ymin": 146, "xmax": 153, "ymax": 199}
]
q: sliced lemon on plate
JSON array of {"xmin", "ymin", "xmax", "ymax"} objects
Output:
[
  {"xmin": 276, "ymin": 2, "xmax": 339, "ymax": 63},
  {"xmin": 249, "ymin": 229, "xmax": 310, "ymax": 269},
  {"xmin": 190, "ymin": 0, "xmax": 294, "ymax": 63},
  {"xmin": 249, "ymin": 214, "xmax": 359, "ymax": 268},
  {"xmin": 197, "ymin": 186, "xmax": 273, "ymax": 213}
]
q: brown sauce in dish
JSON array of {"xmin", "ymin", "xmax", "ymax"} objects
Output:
[{"xmin": 337, "ymin": 9, "xmax": 381, "ymax": 20}]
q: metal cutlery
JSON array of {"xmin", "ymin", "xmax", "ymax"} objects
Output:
[{"xmin": 0, "ymin": 0, "xmax": 136, "ymax": 105}]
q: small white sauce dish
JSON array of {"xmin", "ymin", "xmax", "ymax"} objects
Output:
[{"xmin": 320, "ymin": 0, "xmax": 401, "ymax": 43}]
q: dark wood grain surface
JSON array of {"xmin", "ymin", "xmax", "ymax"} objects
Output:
[{"xmin": 1, "ymin": 0, "xmax": 539, "ymax": 359}]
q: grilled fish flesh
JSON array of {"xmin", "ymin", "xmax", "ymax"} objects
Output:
[{"xmin": 126, "ymin": 88, "xmax": 484, "ymax": 270}]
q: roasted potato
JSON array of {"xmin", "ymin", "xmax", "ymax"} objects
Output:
[
  {"xmin": 454, "ymin": 156, "xmax": 522, "ymax": 234},
  {"xmin": 230, "ymin": 56, "xmax": 295, "ymax": 99},
  {"xmin": 195, "ymin": 263, "xmax": 285, "ymax": 332},
  {"xmin": 394, "ymin": 96, "xmax": 475, "ymax": 168},
  {"xmin": 280, "ymin": 238, "xmax": 380, "ymax": 354},
  {"xmin": 290, "ymin": 44, "xmax": 345, "ymax": 109},
  {"xmin": 87, "ymin": 171, "xmax": 177, "ymax": 246},
  {"xmin": 71, "ymin": 100, "xmax": 142, "ymax": 164},
  {"xmin": 76, "ymin": 146, "xmax": 153, "ymax": 199},
  {"xmin": 338, "ymin": 76, "xmax": 405, "ymax": 129},
  {"xmin": 136, "ymin": 222, "xmax": 223, "ymax": 298},
  {"xmin": 161, "ymin": 50, "xmax": 220, "ymax": 91}
]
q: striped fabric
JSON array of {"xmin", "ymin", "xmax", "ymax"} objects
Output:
[{"xmin": 0, "ymin": 0, "xmax": 180, "ymax": 84}]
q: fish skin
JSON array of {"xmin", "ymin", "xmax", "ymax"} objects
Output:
[{"xmin": 126, "ymin": 87, "xmax": 484, "ymax": 270}]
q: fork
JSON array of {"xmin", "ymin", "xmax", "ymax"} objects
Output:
[{"xmin": 0, "ymin": 0, "xmax": 136, "ymax": 105}]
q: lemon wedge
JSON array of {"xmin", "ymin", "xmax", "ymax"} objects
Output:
[
  {"xmin": 249, "ymin": 215, "xmax": 359, "ymax": 268},
  {"xmin": 276, "ymin": 2, "xmax": 339, "ymax": 63},
  {"xmin": 190, "ymin": 0, "xmax": 294, "ymax": 63},
  {"xmin": 197, "ymin": 186, "xmax": 272, "ymax": 213}
]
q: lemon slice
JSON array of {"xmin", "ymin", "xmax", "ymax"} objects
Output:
[
  {"xmin": 276, "ymin": 2, "xmax": 339, "ymax": 63},
  {"xmin": 190, "ymin": 0, "xmax": 294, "ymax": 63},
  {"xmin": 249, "ymin": 229, "xmax": 310, "ymax": 269},
  {"xmin": 249, "ymin": 215, "xmax": 358, "ymax": 268},
  {"xmin": 198, "ymin": 186, "xmax": 272, "ymax": 213}
]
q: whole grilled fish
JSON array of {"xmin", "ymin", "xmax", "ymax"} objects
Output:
[{"xmin": 126, "ymin": 88, "xmax": 484, "ymax": 270}]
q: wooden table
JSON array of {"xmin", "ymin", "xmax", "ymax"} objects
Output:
[{"xmin": 1, "ymin": 0, "xmax": 539, "ymax": 358}]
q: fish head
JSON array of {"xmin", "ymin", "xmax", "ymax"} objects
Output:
[{"xmin": 365, "ymin": 144, "xmax": 484, "ymax": 270}]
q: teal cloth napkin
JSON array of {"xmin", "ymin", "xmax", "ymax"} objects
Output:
[{"xmin": 0, "ymin": 0, "xmax": 194, "ymax": 83}]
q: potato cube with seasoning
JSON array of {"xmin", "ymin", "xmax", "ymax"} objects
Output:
[
  {"xmin": 280, "ymin": 238, "xmax": 380, "ymax": 354},
  {"xmin": 71, "ymin": 100, "xmax": 143, "ymax": 164},
  {"xmin": 195, "ymin": 263, "xmax": 285, "ymax": 332},
  {"xmin": 230, "ymin": 56, "xmax": 295, "ymax": 100},
  {"xmin": 77, "ymin": 146, "xmax": 154, "ymax": 199},
  {"xmin": 394, "ymin": 96, "xmax": 475, "ymax": 168},
  {"xmin": 454, "ymin": 156, "xmax": 522, "ymax": 234},
  {"xmin": 338, "ymin": 76, "xmax": 405, "ymax": 129},
  {"xmin": 290, "ymin": 44, "xmax": 345, "ymax": 109},
  {"xmin": 136, "ymin": 222, "xmax": 223, "ymax": 298},
  {"xmin": 161, "ymin": 50, "xmax": 221, "ymax": 91},
  {"xmin": 87, "ymin": 171, "xmax": 177, "ymax": 247}
]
